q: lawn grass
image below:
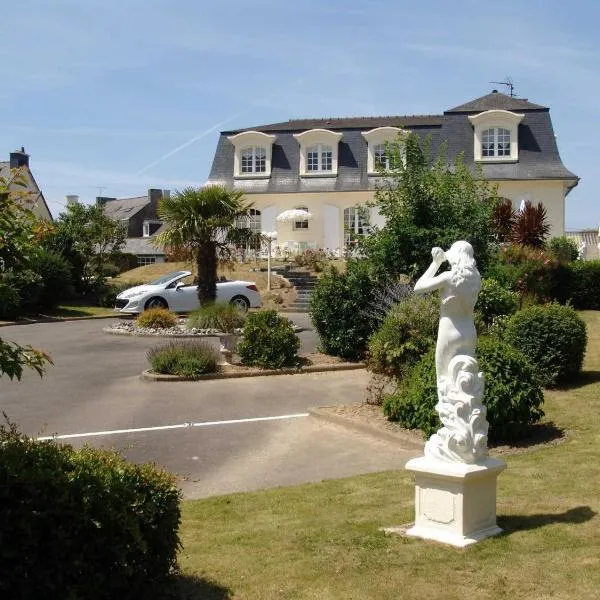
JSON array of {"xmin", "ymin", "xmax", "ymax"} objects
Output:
[{"xmin": 177, "ymin": 311, "xmax": 600, "ymax": 599}]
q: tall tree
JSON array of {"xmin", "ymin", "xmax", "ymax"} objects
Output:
[{"xmin": 156, "ymin": 185, "xmax": 255, "ymax": 303}]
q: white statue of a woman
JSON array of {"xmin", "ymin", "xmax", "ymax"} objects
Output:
[{"xmin": 414, "ymin": 241, "xmax": 488, "ymax": 463}]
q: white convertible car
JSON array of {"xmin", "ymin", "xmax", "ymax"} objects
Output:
[{"xmin": 114, "ymin": 270, "xmax": 262, "ymax": 314}]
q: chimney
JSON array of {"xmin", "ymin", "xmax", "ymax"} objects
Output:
[
  {"xmin": 66, "ymin": 195, "xmax": 80, "ymax": 206},
  {"xmin": 96, "ymin": 196, "xmax": 116, "ymax": 207},
  {"xmin": 10, "ymin": 147, "xmax": 29, "ymax": 169},
  {"xmin": 147, "ymin": 188, "xmax": 166, "ymax": 217}
]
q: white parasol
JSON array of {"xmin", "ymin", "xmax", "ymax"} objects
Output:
[{"xmin": 276, "ymin": 209, "xmax": 313, "ymax": 222}]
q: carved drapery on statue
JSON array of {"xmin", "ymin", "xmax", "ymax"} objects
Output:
[{"xmin": 414, "ymin": 241, "xmax": 489, "ymax": 464}]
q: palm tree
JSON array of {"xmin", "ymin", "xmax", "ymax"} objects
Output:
[{"xmin": 156, "ymin": 185, "xmax": 257, "ymax": 304}]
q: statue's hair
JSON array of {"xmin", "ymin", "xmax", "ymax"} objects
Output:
[{"xmin": 447, "ymin": 241, "xmax": 480, "ymax": 302}]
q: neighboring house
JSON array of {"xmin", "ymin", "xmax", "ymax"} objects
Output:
[
  {"xmin": 0, "ymin": 147, "xmax": 53, "ymax": 221},
  {"xmin": 96, "ymin": 188, "xmax": 168, "ymax": 265},
  {"xmin": 206, "ymin": 90, "xmax": 578, "ymax": 253},
  {"xmin": 566, "ymin": 229, "xmax": 600, "ymax": 260}
]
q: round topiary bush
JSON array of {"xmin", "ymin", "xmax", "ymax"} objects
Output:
[
  {"xmin": 504, "ymin": 303, "xmax": 587, "ymax": 387},
  {"xmin": 238, "ymin": 310, "xmax": 300, "ymax": 369},
  {"xmin": 383, "ymin": 337, "xmax": 545, "ymax": 442},
  {"xmin": 136, "ymin": 307, "xmax": 178, "ymax": 329},
  {"xmin": 187, "ymin": 303, "xmax": 246, "ymax": 333},
  {"xmin": 309, "ymin": 263, "xmax": 376, "ymax": 361},
  {"xmin": 475, "ymin": 277, "xmax": 518, "ymax": 328},
  {"xmin": 367, "ymin": 293, "xmax": 438, "ymax": 381},
  {"xmin": 147, "ymin": 341, "xmax": 219, "ymax": 377}
]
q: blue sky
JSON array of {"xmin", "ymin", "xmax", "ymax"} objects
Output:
[{"xmin": 1, "ymin": 0, "xmax": 598, "ymax": 229}]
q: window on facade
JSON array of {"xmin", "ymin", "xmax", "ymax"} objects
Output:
[
  {"xmin": 241, "ymin": 146, "xmax": 267, "ymax": 173},
  {"xmin": 481, "ymin": 128, "xmax": 511, "ymax": 158},
  {"xmin": 143, "ymin": 222, "xmax": 150, "ymax": 238},
  {"xmin": 306, "ymin": 144, "xmax": 333, "ymax": 172},
  {"xmin": 344, "ymin": 207, "xmax": 370, "ymax": 245},
  {"xmin": 294, "ymin": 206, "xmax": 309, "ymax": 230},
  {"xmin": 137, "ymin": 256, "xmax": 157, "ymax": 266},
  {"xmin": 373, "ymin": 143, "xmax": 389, "ymax": 170}
]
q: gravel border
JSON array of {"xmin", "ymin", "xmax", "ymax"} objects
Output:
[{"xmin": 141, "ymin": 363, "xmax": 365, "ymax": 382}]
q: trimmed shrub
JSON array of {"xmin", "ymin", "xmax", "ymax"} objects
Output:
[
  {"xmin": 34, "ymin": 250, "xmax": 73, "ymax": 308},
  {"xmin": 548, "ymin": 236, "xmax": 579, "ymax": 263},
  {"xmin": 99, "ymin": 262, "xmax": 121, "ymax": 279},
  {"xmin": 187, "ymin": 303, "xmax": 246, "ymax": 333},
  {"xmin": 367, "ymin": 293, "xmax": 438, "ymax": 381},
  {"xmin": 147, "ymin": 341, "xmax": 219, "ymax": 377},
  {"xmin": 383, "ymin": 337, "xmax": 544, "ymax": 442},
  {"xmin": 95, "ymin": 280, "xmax": 144, "ymax": 307},
  {"xmin": 109, "ymin": 252, "xmax": 139, "ymax": 273},
  {"xmin": 309, "ymin": 263, "xmax": 376, "ymax": 360},
  {"xmin": 238, "ymin": 310, "xmax": 300, "ymax": 369},
  {"xmin": 567, "ymin": 260, "xmax": 600, "ymax": 310},
  {"xmin": 0, "ymin": 282, "xmax": 20, "ymax": 319},
  {"xmin": 475, "ymin": 277, "xmax": 518, "ymax": 328},
  {"xmin": 136, "ymin": 307, "xmax": 178, "ymax": 329},
  {"xmin": 504, "ymin": 303, "xmax": 587, "ymax": 387},
  {"xmin": 0, "ymin": 422, "xmax": 181, "ymax": 599},
  {"xmin": 1, "ymin": 269, "xmax": 43, "ymax": 312}
]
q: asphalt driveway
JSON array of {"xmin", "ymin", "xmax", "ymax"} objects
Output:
[{"xmin": 0, "ymin": 317, "xmax": 418, "ymax": 498}]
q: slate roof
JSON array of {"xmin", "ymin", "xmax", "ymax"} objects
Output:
[
  {"xmin": 0, "ymin": 161, "xmax": 53, "ymax": 220},
  {"xmin": 207, "ymin": 91, "xmax": 578, "ymax": 193},
  {"xmin": 101, "ymin": 196, "xmax": 148, "ymax": 220},
  {"xmin": 121, "ymin": 237, "xmax": 165, "ymax": 256}
]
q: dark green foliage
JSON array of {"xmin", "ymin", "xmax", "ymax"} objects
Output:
[
  {"xmin": 475, "ymin": 278, "xmax": 518, "ymax": 328},
  {"xmin": 100, "ymin": 262, "xmax": 121, "ymax": 279},
  {"xmin": 33, "ymin": 250, "xmax": 73, "ymax": 308},
  {"xmin": 109, "ymin": 252, "xmax": 139, "ymax": 273},
  {"xmin": 238, "ymin": 310, "xmax": 300, "ymax": 369},
  {"xmin": 147, "ymin": 341, "xmax": 219, "ymax": 377},
  {"xmin": 187, "ymin": 303, "xmax": 246, "ymax": 333},
  {"xmin": 504, "ymin": 304, "xmax": 587, "ymax": 387},
  {"xmin": 548, "ymin": 236, "xmax": 579, "ymax": 263},
  {"xmin": 95, "ymin": 280, "xmax": 144, "ymax": 308},
  {"xmin": 309, "ymin": 263, "xmax": 376, "ymax": 360},
  {"xmin": 361, "ymin": 134, "xmax": 497, "ymax": 280},
  {"xmin": 383, "ymin": 338, "xmax": 545, "ymax": 442},
  {"xmin": 0, "ymin": 282, "xmax": 20, "ymax": 319},
  {"xmin": 367, "ymin": 293, "xmax": 438, "ymax": 380},
  {"xmin": 0, "ymin": 268, "xmax": 43, "ymax": 312},
  {"xmin": 0, "ymin": 422, "xmax": 181, "ymax": 599},
  {"xmin": 567, "ymin": 260, "xmax": 600, "ymax": 310},
  {"xmin": 136, "ymin": 308, "xmax": 178, "ymax": 329}
]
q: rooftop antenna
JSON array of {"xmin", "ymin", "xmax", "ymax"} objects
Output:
[{"xmin": 490, "ymin": 77, "xmax": 516, "ymax": 97}]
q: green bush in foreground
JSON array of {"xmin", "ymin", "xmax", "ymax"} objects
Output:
[
  {"xmin": 0, "ymin": 422, "xmax": 181, "ymax": 599},
  {"xmin": 34, "ymin": 249, "xmax": 74, "ymax": 309},
  {"xmin": 567, "ymin": 260, "xmax": 600, "ymax": 310},
  {"xmin": 238, "ymin": 310, "xmax": 300, "ymax": 369},
  {"xmin": 367, "ymin": 293, "xmax": 438, "ymax": 381},
  {"xmin": 147, "ymin": 341, "xmax": 219, "ymax": 377},
  {"xmin": 136, "ymin": 307, "xmax": 178, "ymax": 329},
  {"xmin": 475, "ymin": 277, "xmax": 518, "ymax": 328},
  {"xmin": 187, "ymin": 302, "xmax": 246, "ymax": 333},
  {"xmin": 504, "ymin": 303, "xmax": 587, "ymax": 387},
  {"xmin": 384, "ymin": 337, "xmax": 544, "ymax": 442}
]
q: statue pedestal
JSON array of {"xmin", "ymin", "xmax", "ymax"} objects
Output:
[{"xmin": 400, "ymin": 456, "xmax": 506, "ymax": 547}]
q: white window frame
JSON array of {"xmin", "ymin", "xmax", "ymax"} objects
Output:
[
  {"xmin": 137, "ymin": 255, "xmax": 157, "ymax": 266},
  {"xmin": 241, "ymin": 146, "xmax": 267, "ymax": 174},
  {"xmin": 293, "ymin": 206, "xmax": 310, "ymax": 230},
  {"xmin": 294, "ymin": 129, "xmax": 342, "ymax": 177},
  {"xmin": 361, "ymin": 127, "xmax": 405, "ymax": 174},
  {"xmin": 344, "ymin": 206, "xmax": 370, "ymax": 245},
  {"xmin": 468, "ymin": 110, "xmax": 524, "ymax": 163},
  {"xmin": 227, "ymin": 130, "xmax": 276, "ymax": 178},
  {"xmin": 306, "ymin": 143, "xmax": 333, "ymax": 173}
]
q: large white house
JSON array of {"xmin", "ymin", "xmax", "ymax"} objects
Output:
[{"xmin": 206, "ymin": 91, "xmax": 578, "ymax": 253}]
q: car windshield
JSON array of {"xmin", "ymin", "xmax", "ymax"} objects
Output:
[{"xmin": 148, "ymin": 271, "xmax": 189, "ymax": 286}]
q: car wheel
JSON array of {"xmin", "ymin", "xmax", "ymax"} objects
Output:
[
  {"xmin": 230, "ymin": 295, "xmax": 250, "ymax": 312},
  {"xmin": 144, "ymin": 297, "xmax": 168, "ymax": 310}
]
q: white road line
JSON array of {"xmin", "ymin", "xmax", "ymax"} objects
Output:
[{"xmin": 36, "ymin": 413, "xmax": 310, "ymax": 441}]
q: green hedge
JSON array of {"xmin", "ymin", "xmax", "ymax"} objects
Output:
[
  {"xmin": 34, "ymin": 250, "xmax": 74, "ymax": 309},
  {"xmin": 475, "ymin": 277, "xmax": 518, "ymax": 328},
  {"xmin": 0, "ymin": 282, "xmax": 20, "ymax": 320},
  {"xmin": 309, "ymin": 264, "xmax": 375, "ymax": 360},
  {"xmin": 567, "ymin": 260, "xmax": 600, "ymax": 310},
  {"xmin": 0, "ymin": 423, "xmax": 181, "ymax": 599},
  {"xmin": 384, "ymin": 337, "xmax": 544, "ymax": 442},
  {"xmin": 238, "ymin": 310, "xmax": 300, "ymax": 369},
  {"xmin": 504, "ymin": 303, "xmax": 587, "ymax": 387}
]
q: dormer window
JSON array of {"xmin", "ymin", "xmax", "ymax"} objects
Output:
[
  {"xmin": 294, "ymin": 129, "xmax": 342, "ymax": 177},
  {"xmin": 361, "ymin": 127, "xmax": 405, "ymax": 174},
  {"xmin": 468, "ymin": 110, "xmax": 524, "ymax": 162},
  {"xmin": 241, "ymin": 146, "xmax": 266, "ymax": 173},
  {"xmin": 227, "ymin": 130, "xmax": 276, "ymax": 178}
]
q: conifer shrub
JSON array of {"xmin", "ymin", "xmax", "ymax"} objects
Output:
[
  {"xmin": 504, "ymin": 303, "xmax": 587, "ymax": 387},
  {"xmin": 238, "ymin": 310, "xmax": 300, "ymax": 369},
  {"xmin": 0, "ymin": 422, "xmax": 181, "ymax": 599},
  {"xmin": 136, "ymin": 307, "xmax": 178, "ymax": 329},
  {"xmin": 383, "ymin": 337, "xmax": 545, "ymax": 442},
  {"xmin": 147, "ymin": 341, "xmax": 219, "ymax": 377}
]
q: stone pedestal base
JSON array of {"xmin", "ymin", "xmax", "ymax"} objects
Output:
[{"xmin": 400, "ymin": 456, "xmax": 506, "ymax": 547}]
